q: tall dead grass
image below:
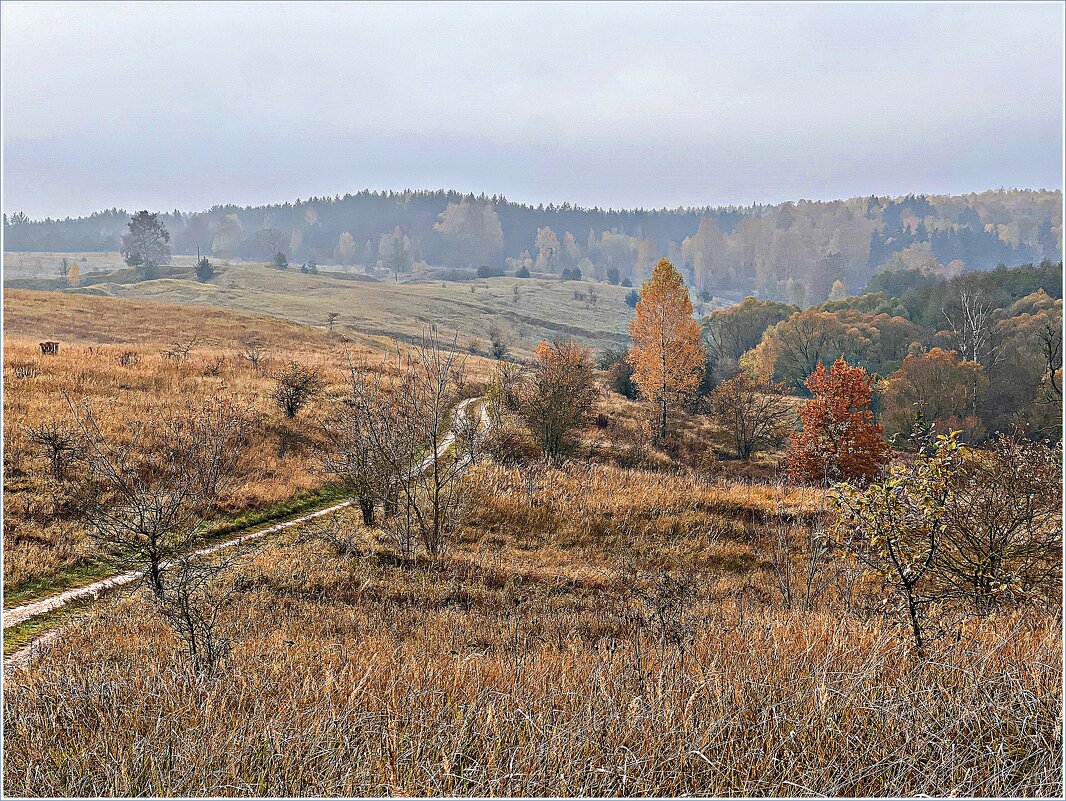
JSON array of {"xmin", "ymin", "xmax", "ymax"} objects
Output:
[
  {"xmin": 2, "ymin": 292, "xmax": 492, "ymax": 590},
  {"xmin": 4, "ymin": 538, "xmax": 1060, "ymax": 797},
  {"xmin": 4, "ymin": 466, "xmax": 1061, "ymax": 797}
]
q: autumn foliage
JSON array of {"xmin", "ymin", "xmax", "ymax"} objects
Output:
[
  {"xmin": 788, "ymin": 357, "xmax": 888, "ymax": 484},
  {"xmin": 517, "ymin": 338, "xmax": 600, "ymax": 461},
  {"xmin": 627, "ymin": 258, "xmax": 706, "ymax": 440}
]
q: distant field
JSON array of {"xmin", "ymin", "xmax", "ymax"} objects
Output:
[
  {"xmin": 2, "ymin": 251, "xmax": 198, "ymax": 279},
  {"xmin": 3, "ymin": 259, "xmax": 730, "ymax": 357}
]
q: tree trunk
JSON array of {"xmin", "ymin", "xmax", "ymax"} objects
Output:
[
  {"xmin": 149, "ymin": 557, "xmax": 164, "ymax": 598},
  {"xmin": 359, "ymin": 495, "xmax": 375, "ymax": 526}
]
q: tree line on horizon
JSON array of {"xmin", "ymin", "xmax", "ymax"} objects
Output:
[{"xmin": 4, "ymin": 187, "xmax": 1061, "ymax": 304}]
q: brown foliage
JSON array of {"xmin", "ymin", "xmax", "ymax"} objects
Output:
[
  {"xmin": 627, "ymin": 258, "xmax": 705, "ymax": 441},
  {"xmin": 881, "ymin": 347, "xmax": 986, "ymax": 440},
  {"xmin": 516, "ymin": 339, "xmax": 600, "ymax": 462},
  {"xmin": 788, "ymin": 357, "xmax": 888, "ymax": 483}
]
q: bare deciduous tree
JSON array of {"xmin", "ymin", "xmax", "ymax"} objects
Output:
[
  {"xmin": 321, "ymin": 362, "xmax": 411, "ymax": 526},
  {"xmin": 26, "ymin": 421, "xmax": 81, "ymax": 480},
  {"xmin": 707, "ymin": 373, "xmax": 792, "ymax": 460},
  {"xmin": 67, "ymin": 397, "xmax": 248, "ymax": 597},
  {"xmin": 1035, "ymin": 320, "xmax": 1063, "ymax": 400},
  {"xmin": 943, "ymin": 288, "xmax": 1003, "ymax": 415},
  {"xmin": 322, "ymin": 335, "xmax": 472, "ymax": 557},
  {"xmin": 239, "ymin": 338, "xmax": 267, "ymax": 371},
  {"xmin": 394, "ymin": 334, "xmax": 468, "ymax": 557},
  {"xmin": 938, "ymin": 434, "xmax": 1062, "ymax": 611},
  {"xmin": 164, "ymin": 337, "xmax": 199, "ymax": 361}
]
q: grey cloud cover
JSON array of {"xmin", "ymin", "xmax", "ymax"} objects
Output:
[{"xmin": 2, "ymin": 0, "xmax": 1062, "ymax": 217}]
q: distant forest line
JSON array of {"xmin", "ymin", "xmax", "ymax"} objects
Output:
[{"xmin": 4, "ymin": 188, "xmax": 1061, "ymax": 305}]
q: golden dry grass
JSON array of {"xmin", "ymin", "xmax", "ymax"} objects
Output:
[
  {"xmin": 2, "ymin": 290, "xmax": 494, "ymax": 592},
  {"xmin": 3, "ymin": 464, "xmax": 1061, "ymax": 797},
  {"xmin": 2, "ymin": 290, "xmax": 1061, "ymax": 797}
]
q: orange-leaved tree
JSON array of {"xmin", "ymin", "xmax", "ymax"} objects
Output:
[
  {"xmin": 627, "ymin": 258, "xmax": 706, "ymax": 441},
  {"xmin": 517, "ymin": 338, "xmax": 600, "ymax": 462},
  {"xmin": 788, "ymin": 357, "xmax": 888, "ymax": 484}
]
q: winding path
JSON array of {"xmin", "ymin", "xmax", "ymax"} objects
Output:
[{"xmin": 4, "ymin": 397, "xmax": 489, "ymax": 669}]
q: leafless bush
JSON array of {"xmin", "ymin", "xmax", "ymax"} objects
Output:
[
  {"xmin": 322, "ymin": 334, "xmax": 470, "ymax": 558},
  {"xmin": 163, "ymin": 337, "xmax": 199, "ymax": 361},
  {"xmin": 321, "ymin": 364, "xmax": 410, "ymax": 526},
  {"xmin": 938, "ymin": 434, "xmax": 1062, "ymax": 611},
  {"xmin": 486, "ymin": 362, "xmax": 523, "ymax": 421},
  {"xmin": 707, "ymin": 373, "xmax": 792, "ymax": 460},
  {"xmin": 271, "ymin": 362, "xmax": 324, "ymax": 418},
  {"xmin": 26, "ymin": 421, "xmax": 82, "ymax": 480},
  {"xmin": 639, "ymin": 572, "xmax": 698, "ymax": 651},
  {"xmin": 201, "ymin": 355, "xmax": 225, "ymax": 377},
  {"xmin": 239, "ymin": 338, "xmax": 266, "ymax": 371},
  {"xmin": 155, "ymin": 549, "xmax": 246, "ymax": 676},
  {"xmin": 392, "ymin": 334, "xmax": 468, "ymax": 557}
]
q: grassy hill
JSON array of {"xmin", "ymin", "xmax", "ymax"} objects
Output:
[{"xmin": 13, "ymin": 259, "xmax": 713, "ymax": 357}]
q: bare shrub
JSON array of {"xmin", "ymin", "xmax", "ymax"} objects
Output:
[
  {"xmin": 155, "ymin": 548, "xmax": 247, "ymax": 676},
  {"xmin": 768, "ymin": 518, "xmax": 830, "ymax": 612},
  {"xmin": 271, "ymin": 362, "xmax": 324, "ymax": 419},
  {"xmin": 25, "ymin": 422, "xmax": 82, "ymax": 480},
  {"xmin": 707, "ymin": 373, "xmax": 792, "ymax": 459},
  {"xmin": 392, "ymin": 334, "xmax": 468, "ymax": 557},
  {"xmin": 201, "ymin": 355, "xmax": 225, "ymax": 377},
  {"xmin": 321, "ymin": 363, "xmax": 411, "ymax": 526},
  {"xmin": 163, "ymin": 337, "xmax": 199, "ymax": 361},
  {"xmin": 938, "ymin": 433, "xmax": 1062, "ymax": 611},
  {"xmin": 322, "ymin": 334, "xmax": 471, "ymax": 558},
  {"xmin": 296, "ymin": 511, "xmax": 363, "ymax": 558},
  {"xmin": 239, "ymin": 338, "xmax": 266, "ymax": 371},
  {"xmin": 486, "ymin": 362, "xmax": 523, "ymax": 422}
]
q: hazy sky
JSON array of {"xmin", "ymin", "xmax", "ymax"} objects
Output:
[{"xmin": 2, "ymin": 1, "xmax": 1062, "ymax": 218}]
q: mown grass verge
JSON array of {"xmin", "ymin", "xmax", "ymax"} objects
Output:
[{"xmin": 3, "ymin": 600, "xmax": 93, "ymax": 659}]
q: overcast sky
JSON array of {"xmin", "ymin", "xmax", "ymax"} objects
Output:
[{"xmin": 2, "ymin": 1, "xmax": 1062, "ymax": 219}]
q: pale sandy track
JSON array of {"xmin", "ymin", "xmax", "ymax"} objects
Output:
[{"xmin": 3, "ymin": 397, "xmax": 488, "ymax": 672}]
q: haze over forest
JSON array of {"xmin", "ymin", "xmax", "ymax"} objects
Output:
[{"xmin": 4, "ymin": 188, "xmax": 1062, "ymax": 305}]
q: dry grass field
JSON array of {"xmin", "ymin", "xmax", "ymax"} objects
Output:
[
  {"xmin": 2, "ymin": 288, "xmax": 1061, "ymax": 798},
  {"xmin": 2, "ymin": 251, "xmax": 198, "ymax": 280},
  {"xmin": 3, "ymin": 461, "xmax": 1061, "ymax": 797},
  {"xmin": 8, "ymin": 258, "xmax": 705, "ymax": 357},
  {"xmin": 1, "ymin": 290, "xmax": 493, "ymax": 597}
]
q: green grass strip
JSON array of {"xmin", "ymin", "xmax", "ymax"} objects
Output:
[{"xmin": 3, "ymin": 483, "xmax": 350, "ymax": 608}]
